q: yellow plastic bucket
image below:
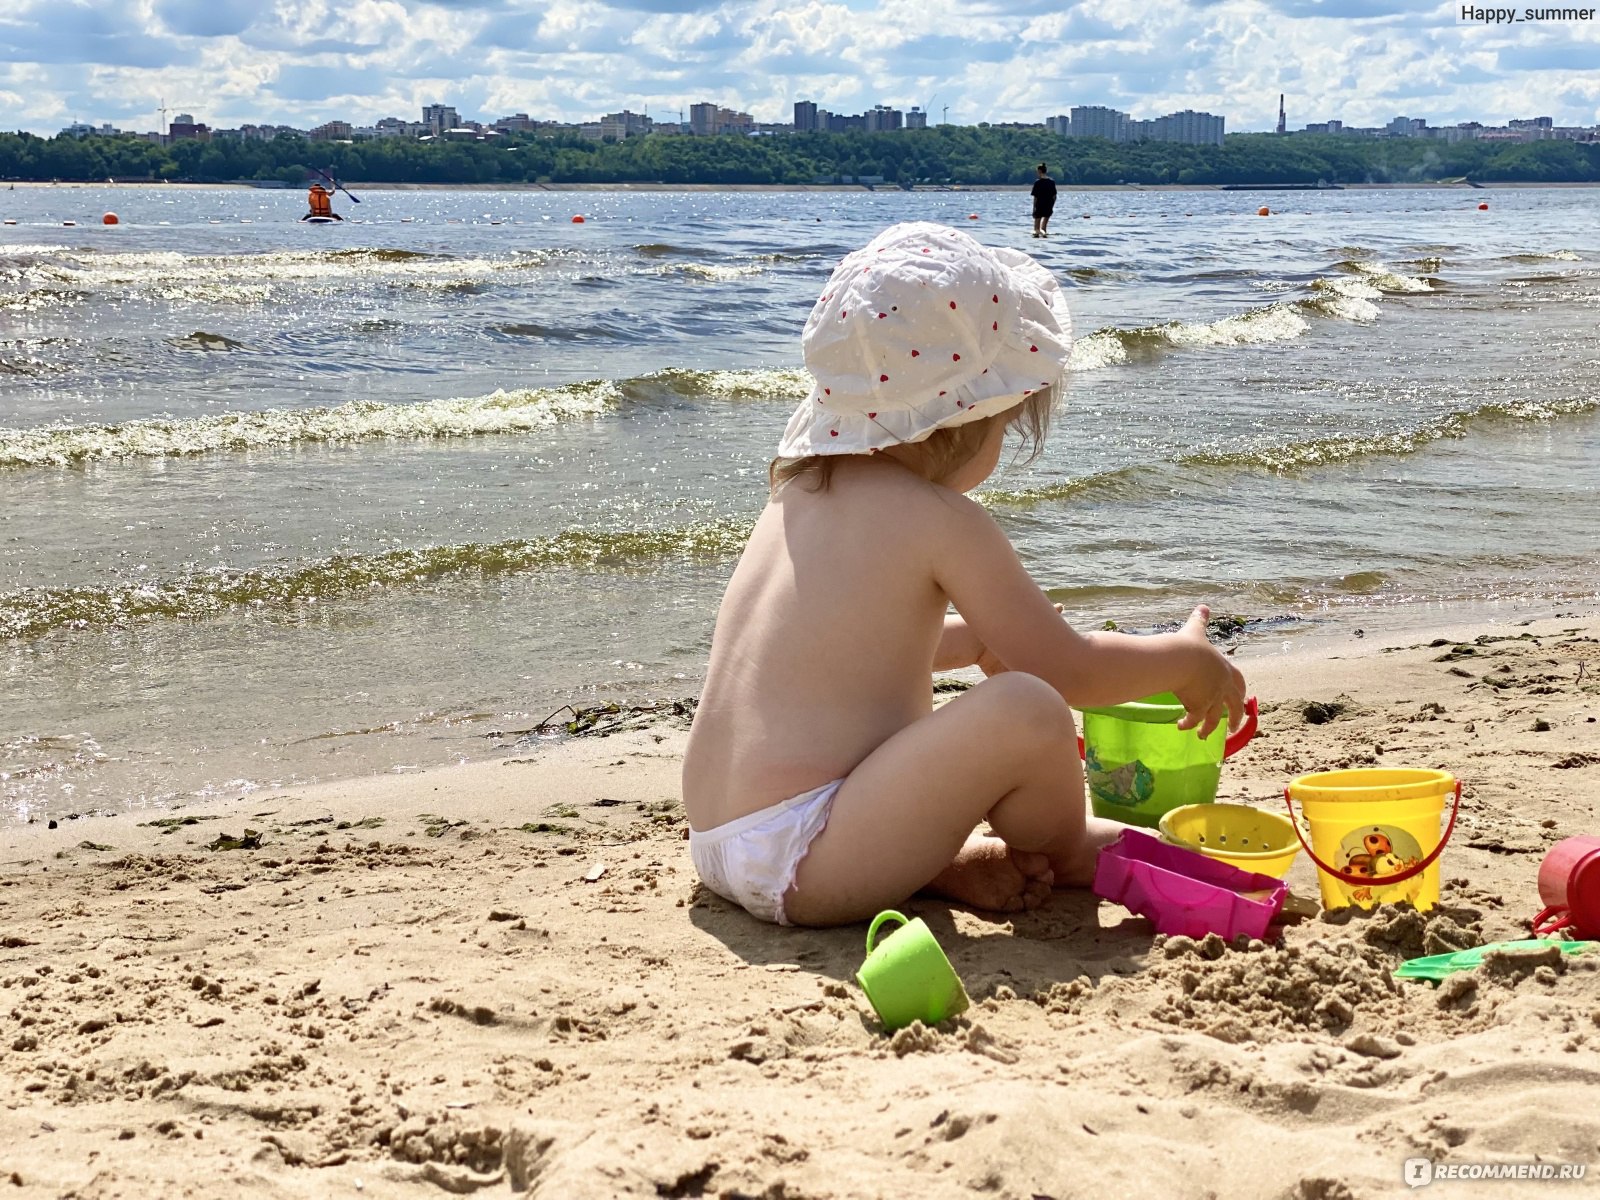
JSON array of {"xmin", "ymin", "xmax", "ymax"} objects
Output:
[
  {"xmin": 1285, "ymin": 768, "xmax": 1461, "ymax": 911},
  {"xmin": 1158, "ymin": 802, "xmax": 1301, "ymax": 878}
]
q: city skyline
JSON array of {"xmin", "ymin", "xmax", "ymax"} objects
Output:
[
  {"xmin": 2, "ymin": 1, "xmax": 1598, "ymax": 139},
  {"xmin": 60, "ymin": 97, "xmax": 1594, "ymax": 150}
]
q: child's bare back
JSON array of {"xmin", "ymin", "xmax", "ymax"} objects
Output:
[
  {"xmin": 681, "ymin": 222, "xmax": 1246, "ymax": 928},
  {"xmin": 684, "ymin": 456, "xmax": 987, "ymax": 829}
]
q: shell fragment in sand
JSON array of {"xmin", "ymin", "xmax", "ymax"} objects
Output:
[{"xmin": 584, "ymin": 862, "xmax": 607, "ymax": 883}]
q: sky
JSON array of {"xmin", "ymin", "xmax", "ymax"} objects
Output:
[{"xmin": 1, "ymin": 0, "xmax": 1597, "ymax": 136}]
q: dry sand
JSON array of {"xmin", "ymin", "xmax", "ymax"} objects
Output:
[{"xmin": 2, "ymin": 612, "xmax": 1598, "ymax": 1198}]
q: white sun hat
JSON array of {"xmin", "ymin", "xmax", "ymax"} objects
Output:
[{"xmin": 777, "ymin": 221, "xmax": 1073, "ymax": 458}]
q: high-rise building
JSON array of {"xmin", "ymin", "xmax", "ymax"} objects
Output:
[
  {"xmin": 1160, "ymin": 109, "xmax": 1225, "ymax": 146},
  {"xmin": 794, "ymin": 101, "xmax": 818, "ymax": 132},
  {"xmin": 689, "ymin": 103, "xmax": 718, "ymax": 135},
  {"xmin": 688, "ymin": 103, "xmax": 752, "ymax": 135},
  {"xmin": 1069, "ymin": 105, "xmax": 1129, "ymax": 141},
  {"xmin": 864, "ymin": 105, "xmax": 902, "ymax": 132},
  {"xmin": 421, "ymin": 104, "xmax": 460, "ymax": 135},
  {"xmin": 600, "ymin": 111, "xmax": 652, "ymax": 139},
  {"xmin": 1066, "ymin": 106, "xmax": 1221, "ymax": 146},
  {"xmin": 905, "ymin": 106, "xmax": 927, "ymax": 130}
]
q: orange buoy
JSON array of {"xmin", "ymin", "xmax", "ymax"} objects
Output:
[
  {"xmin": 1257, "ymin": 206, "xmax": 1271, "ymax": 216},
  {"xmin": 102, "ymin": 212, "xmax": 119, "ymax": 225},
  {"xmin": 571, "ymin": 214, "xmax": 586, "ymax": 223},
  {"xmin": 967, "ymin": 213, "xmax": 979, "ymax": 220},
  {"xmin": 1477, "ymin": 202, "xmax": 1488, "ymax": 210}
]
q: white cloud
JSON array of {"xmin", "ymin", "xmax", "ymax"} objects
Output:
[{"xmin": 2, "ymin": 0, "xmax": 1596, "ymax": 134}]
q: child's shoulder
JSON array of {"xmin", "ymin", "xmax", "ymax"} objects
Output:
[
  {"xmin": 802, "ymin": 458, "xmax": 981, "ymax": 512},
  {"xmin": 789, "ymin": 460, "xmax": 1001, "ymax": 543}
]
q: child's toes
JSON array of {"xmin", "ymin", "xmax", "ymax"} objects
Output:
[
  {"xmin": 1020, "ymin": 875, "xmax": 1054, "ymax": 910},
  {"xmin": 1009, "ymin": 848, "xmax": 1054, "ymax": 886}
]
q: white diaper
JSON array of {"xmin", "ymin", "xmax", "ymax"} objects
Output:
[{"xmin": 688, "ymin": 780, "xmax": 842, "ymax": 925}]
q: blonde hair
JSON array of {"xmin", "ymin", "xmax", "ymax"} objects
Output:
[{"xmin": 769, "ymin": 386, "xmax": 1056, "ymax": 494}]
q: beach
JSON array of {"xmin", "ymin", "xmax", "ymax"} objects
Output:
[{"xmin": 3, "ymin": 609, "xmax": 1598, "ymax": 1198}]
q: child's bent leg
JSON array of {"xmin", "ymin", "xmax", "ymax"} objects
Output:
[{"xmin": 782, "ymin": 672, "xmax": 1121, "ymax": 927}]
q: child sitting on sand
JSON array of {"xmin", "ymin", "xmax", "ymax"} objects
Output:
[{"xmin": 681, "ymin": 222, "xmax": 1246, "ymax": 927}]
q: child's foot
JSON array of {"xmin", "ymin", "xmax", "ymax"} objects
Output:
[
  {"xmin": 1046, "ymin": 817, "xmax": 1126, "ymax": 888},
  {"xmin": 922, "ymin": 835, "xmax": 1054, "ymax": 913}
]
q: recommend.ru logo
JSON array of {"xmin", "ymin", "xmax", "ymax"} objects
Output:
[{"xmin": 1405, "ymin": 1157, "xmax": 1589, "ymax": 1186}]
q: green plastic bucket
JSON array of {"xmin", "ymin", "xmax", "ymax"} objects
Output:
[{"xmin": 1080, "ymin": 693, "xmax": 1258, "ymax": 829}]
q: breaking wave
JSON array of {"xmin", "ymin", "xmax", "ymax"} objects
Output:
[
  {"xmin": 1180, "ymin": 395, "xmax": 1600, "ymax": 472},
  {"xmin": 1067, "ymin": 258, "xmax": 1435, "ymax": 370},
  {"xmin": 0, "ymin": 367, "xmax": 813, "ymax": 467},
  {"xmin": 0, "ymin": 519, "xmax": 755, "ymax": 642},
  {"xmin": 4, "ymin": 245, "xmax": 552, "ymax": 307}
]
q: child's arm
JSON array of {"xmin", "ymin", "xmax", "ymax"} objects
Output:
[
  {"xmin": 934, "ymin": 495, "xmax": 1247, "ymax": 736},
  {"xmin": 934, "ymin": 602, "xmax": 1066, "ymax": 674},
  {"xmin": 933, "ymin": 615, "xmax": 982, "ymax": 672}
]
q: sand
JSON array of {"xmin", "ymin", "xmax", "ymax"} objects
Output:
[{"xmin": 2, "ymin": 611, "xmax": 1598, "ymax": 1198}]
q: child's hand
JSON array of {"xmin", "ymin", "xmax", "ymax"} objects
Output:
[{"xmin": 1172, "ymin": 605, "xmax": 1248, "ymax": 739}]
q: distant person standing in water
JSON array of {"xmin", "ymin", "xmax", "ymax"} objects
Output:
[{"xmin": 1031, "ymin": 163, "xmax": 1056, "ymax": 239}]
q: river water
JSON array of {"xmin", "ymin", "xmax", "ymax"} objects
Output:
[{"xmin": 2, "ymin": 183, "xmax": 1596, "ymax": 820}]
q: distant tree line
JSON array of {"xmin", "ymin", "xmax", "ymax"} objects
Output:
[{"xmin": 3, "ymin": 126, "xmax": 1597, "ymax": 186}]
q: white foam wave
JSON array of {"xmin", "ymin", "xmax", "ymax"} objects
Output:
[
  {"xmin": 1067, "ymin": 332, "xmax": 1128, "ymax": 371},
  {"xmin": 657, "ymin": 367, "xmax": 812, "ymax": 399},
  {"xmin": 1307, "ymin": 277, "xmax": 1383, "ymax": 321},
  {"xmin": 0, "ymin": 289, "xmax": 78, "ymax": 312},
  {"xmin": 0, "ymin": 381, "xmax": 622, "ymax": 467},
  {"xmin": 16, "ymin": 247, "xmax": 547, "ymax": 305},
  {"xmin": 1162, "ymin": 304, "xmax": 1310, "ymax": 348},
  {"xmin": 1347, "ymin": 261, "xmax": 1433, "ymax": 293},
  {"xmin": 661, "ymin": 262, "xmax": 768, "ymax": 282},
  {"xmin": 0, "ymin": 243, "xmax": 73, "ymax": 257}
]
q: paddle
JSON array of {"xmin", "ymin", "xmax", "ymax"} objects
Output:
[{"xmin": 313, "ymin": 166, "xmax": 361, "ymax": 205}]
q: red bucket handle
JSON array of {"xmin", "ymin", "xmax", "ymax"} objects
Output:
[
  {"xmin": 1223, "ymin": 696, "xmax": 1259, "ymax": 759},
  {"xmin": 1282, "ymin": 780, "xmax": 1462, "ymax": 889},
  {"xmin": 1076, "ymin": 695, "xmax": 1259, "ymax": 760},
  {"xmin": 1532, "ymin": 905, "xmax": 1574, "ymax": 936}
]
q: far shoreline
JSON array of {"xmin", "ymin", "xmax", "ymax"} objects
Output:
[{"xmin": 6, "ymin": 179, "xmax": 1600, "ymax": 193}]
